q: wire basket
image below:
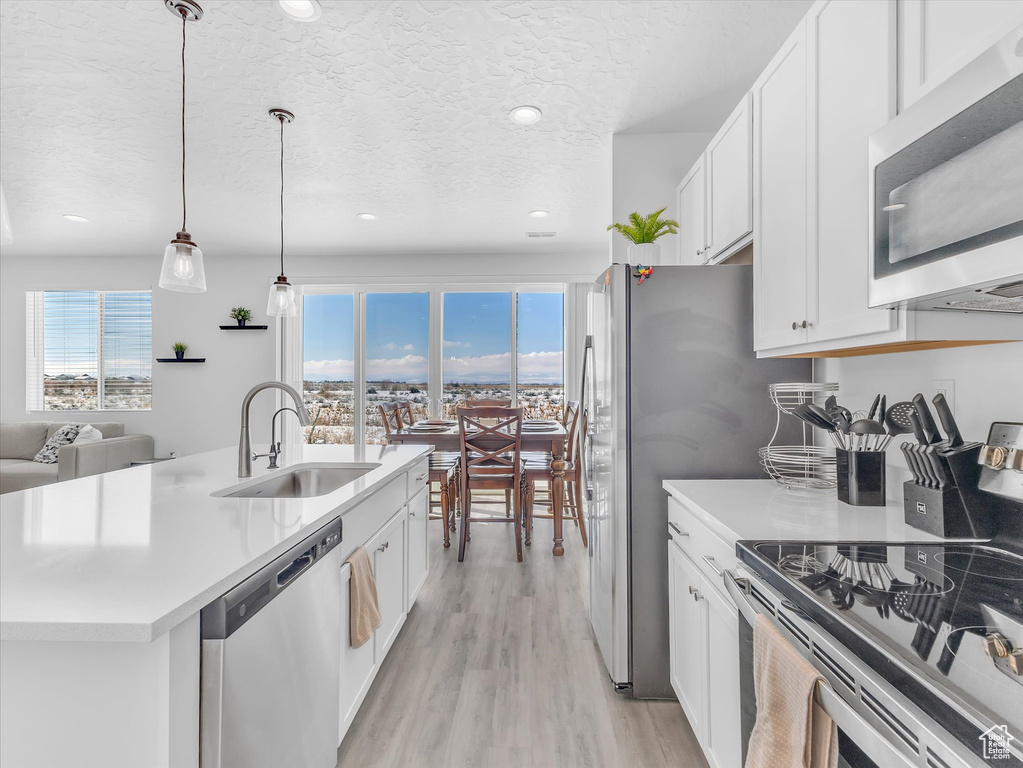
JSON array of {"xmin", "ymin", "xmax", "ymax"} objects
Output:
[
  {"xmin": 759, "ymin": 445, "xmax": 838, "ymax": 489},
  {"xmin": 768, "ymin": 382, "xmax": 840, "ymax": 414}
]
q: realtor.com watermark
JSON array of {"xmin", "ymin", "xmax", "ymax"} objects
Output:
[{"xmin": 980, "ymin": 725, "xmax": 1016, "ymax": 761}]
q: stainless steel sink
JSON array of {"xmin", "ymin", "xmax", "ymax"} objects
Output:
[{"xmin": 216, "ymin": 463, "xmax": 381, "ymax": 499}]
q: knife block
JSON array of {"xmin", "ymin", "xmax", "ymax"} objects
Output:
[
  {"xmin": 903, "ymin": 444, "xmax": 995, "ymax": 538},
  {"xmin": 836, "ymin": 450, "xmax": 886, "ymax": 506}
]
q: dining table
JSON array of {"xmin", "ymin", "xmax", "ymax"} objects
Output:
[{"xmin": 384, "ymin": 419, "xmax": 571, "ymax": 556}]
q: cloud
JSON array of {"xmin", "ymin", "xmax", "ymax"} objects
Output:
[
  {"xmin": 383, "ymin": 343, "xmax": 415, "ymax": 351},
  {"xmin": 306, "ymin": 350, "xmax": 562, "ymax": 384},
  {"xmin": 443, "ymin": 340, "xmax": 471, "ymax": 349}
]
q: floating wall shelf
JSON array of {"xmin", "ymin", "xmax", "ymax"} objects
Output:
[
  {"xmin": 219, "ymin": 325, "xmax": 268, "ymax": 331},
  {"xmin": 156, "ymin": 358, "xmax": 206, "ymax": 363}
]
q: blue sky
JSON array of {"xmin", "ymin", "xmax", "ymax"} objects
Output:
[{"xmin": 303, "ymin": 291, "xmax": 563, "ymax": 384}]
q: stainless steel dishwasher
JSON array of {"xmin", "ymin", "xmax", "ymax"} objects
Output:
[{"xmin": 200, "ymin": 518, "xmax": 342, "ymax": 768}]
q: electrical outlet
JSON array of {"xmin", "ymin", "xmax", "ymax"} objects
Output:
[{"xmin": 932, "ymin": 379, "xmax": 955, "ymax": 413}]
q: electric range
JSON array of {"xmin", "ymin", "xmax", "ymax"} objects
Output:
[{"xmin": 736, "ymin": 539, "xmax": 1023, "ymax": 766}]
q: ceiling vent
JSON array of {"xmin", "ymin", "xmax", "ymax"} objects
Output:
[{"xmin": 526, "ymin": 231, "xmax": 557, "ymax": 238}]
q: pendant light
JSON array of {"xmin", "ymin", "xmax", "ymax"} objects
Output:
[
  {"xmin": 267, "ymin": 108, "xmax": 297, "ymax": 317},
  {"xmin": 159, "ymin": 0, "xmax": 206, "ymax": 293}
]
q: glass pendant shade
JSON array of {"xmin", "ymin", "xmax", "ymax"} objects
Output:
[
  {"xmin": 267, "ymin": 276, "xmax": 296, "ymax": 317},
  {"xmin": 159, "ymin": 231, "xmax": 206, "ymax": 292}
]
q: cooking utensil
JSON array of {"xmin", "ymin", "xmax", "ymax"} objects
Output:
[
  {"xmin": 880, "ymin": 400, "xmax": 914, "ymax": 451},
  {"xmin": 877, "ymin": 395, "xmax": 886, "ymax": 426},
  {"xmin": 792, "ymin": 403, "xmax": 845, "ymax": 449},
  {"xmin": 850, "ymin": 417, "xmax": 886, "ymax": 452},
  {"xmin": 931, "ymin": 392, "xmax": 964, "ymax": 449},
  {"xmin": 887, "ymin": 577, "xmax": 916, "ymax": 622},
  {"xmin": 867, "ymin": 394, "xmax": 881, "ymax": 422}
]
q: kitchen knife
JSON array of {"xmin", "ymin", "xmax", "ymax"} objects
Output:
[
  {"xmin": 878, "ymin": 395, "xmax": 886, "ymax": 426},
  {"xmin": 908, "ymin": 411, "xmax": 935, "ymax": 488},
  {"xmin": 912, "ymin": 393, "xmax": 942, "ymax": 445},
  {"xmin": 931, "ymin": 392, "xmax": 965, "ymax": 449}
]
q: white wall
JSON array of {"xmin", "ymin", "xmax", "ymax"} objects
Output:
[
  {"xmin": 0, "ymin": 250, "xmax": 606, "ymax": 456},
  {"xmin": 817, "ymin": 342, "xmax": 1023, "ymax": 501},
  {"xmin": 610, "ymin": 132, "xmax": 713, "ymax": 266}
]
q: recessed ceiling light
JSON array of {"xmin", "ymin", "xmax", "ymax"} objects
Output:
[
  {"xmin": 278, "ymin": 0, "xmax": 322, "ymax": 22},
  {"xmin": 528, "ymin": 210, "xmax": 550, "ymax": 218},
  {"xmin": 62, "ymin": 214, "xmax": 90, "ymax": 223},
  {"xmin": 357, "ymin": 213, "xmax": 377, "ymax": 221},
  {"xmin": 509, "ymin": 105, "xmax": 542, "ymax": 125}
]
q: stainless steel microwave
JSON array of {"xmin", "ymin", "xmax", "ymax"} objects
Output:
[{"xmin": 868, "ymin": 25, "xmax": 1023, "ymax": 314}]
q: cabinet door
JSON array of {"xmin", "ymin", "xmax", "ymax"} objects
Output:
[
  {"xmin": 676, "ymin": 157, "xmax": 707, "ymax": 265},
  {"xmin": 703, "ymin": 579, "xmax": 742, "ymax": 768},
  {"xmin": 668, "ymin": 539, "xmax": 707, "ymax": 740},
  {"xmin": 706, "ymin": 94, "xmax": 752, "ymax": 261},
  {"xmin": 372, "ymin": 510, "xmax": 407, "ymax": 659},
  {"xmin": 339, "ymin": 561, "xmax": 377, "ymax": 743},
  {"xmin": 753, "ymin": 23, "xmax": 810, "ymax": 350},
  {"xmin": 898, "ymin": 0, "xmax": 1023, "ymax": 111},
  {"xmin": 807, "ymin": 0, "xmax": 898, "ymax": 346},
  {"xmin": 405, "ymin": 487, "xmax": 429, "ymax": 609}
]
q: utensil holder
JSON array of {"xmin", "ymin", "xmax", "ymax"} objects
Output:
[{"xmin": 836, "ymin": 449, "xmax": 886, "ymax": 506}]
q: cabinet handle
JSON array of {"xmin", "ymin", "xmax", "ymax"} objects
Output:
[
  {"xmin": 702, "ymin": 555, "xmax": 723, "ymax": 578},
  {"xmin": 801, "ymin": 320, "xmax": 811, "ymax": 329},
  {"xmin": 668, "ymin": 522, "xmax": 689, "ymax": 537},
  {"xmin": 792, "ymin": 321, "xmax": 799, "ymax": 331},
  {"xmin": 377, "ymin": 541, "xmax": 389, "ymax": 553},
  {"xmin": 688, "ymin": 585, "xmax": 696, "ymax": 595},
  {"xmin": 416, "ymin": 473, "xmax": 427, "ymax": 481}
]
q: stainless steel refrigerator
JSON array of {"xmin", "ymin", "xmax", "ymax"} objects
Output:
[{"xmin": 582, "ymin": 264, "xmax": 809, "ymax": 698}]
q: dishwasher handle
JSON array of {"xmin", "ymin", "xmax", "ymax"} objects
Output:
[{"xmin": 277, "ymin": 550, "xmax": 314, "ymax": 588}]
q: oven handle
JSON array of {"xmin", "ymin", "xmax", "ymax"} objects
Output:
[{"xmin": 722, "ymin": 570, "xmax": 918, "ymax": 768}]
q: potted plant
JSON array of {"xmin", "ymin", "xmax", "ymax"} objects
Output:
[
  {"xmin": 172, "ymin": 342, "xmax": 187, "ymax": 361},
  {"xmin": 607, "ymin": 207, "xmax": 678, "ymax": 265},
  {"xmin": 230, "ymin": 307, "xmax": 253, "ymax": 327}
]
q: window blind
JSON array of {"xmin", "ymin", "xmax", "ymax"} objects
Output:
[{"xmin": 25, "ymin": 290, "xmax": 152, "ymax": 411}]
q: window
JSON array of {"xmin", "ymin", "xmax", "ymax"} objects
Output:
[
  {"xmin": 517, "ymin": 292, "xmax": 564, "ymax": 420},
  {"xmin": 295, "ymin": 285, "xmax": 565, "ymax": 444},
  {"xmin": 26, "ymin": 290, "xmax": 152, "ymax": 411},
  {"xmin": 302, "ymin": 293, "xmax": 355, "ymax": 444},
  {"xmin": 442, "ymin": 292, "xmax": 512, "ymax": 417}
]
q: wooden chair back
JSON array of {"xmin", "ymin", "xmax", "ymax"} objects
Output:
[
  {"xmin": 563, "ymin": 400, "xmax": 581, "ymax": 463},
  {"xmin": 378, "ymin": 401, "xmax": 403, "ymax": 435},
  {"xmin": 457, "ymin": 406, "xmax": 523, "ymax": 486},
  {"xmin": 463, "ymin": 398, "xmax": 511, "ymax": 407},
  {"xmin": 396, "ymin": 400, "xmax": 416, "ymax": 427}
]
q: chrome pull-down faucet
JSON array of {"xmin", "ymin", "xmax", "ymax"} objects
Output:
[{"xmin": 238, "ymin": 382, "xmax": 310, "ymax": 478}]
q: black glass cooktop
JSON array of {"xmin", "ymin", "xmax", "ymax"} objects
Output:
[{"xmin": 738, "ymin": 541, "xmax": 1023, "ymax": 757}]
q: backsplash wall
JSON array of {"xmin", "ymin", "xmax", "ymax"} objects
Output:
[{"xmin": 816, "ymin": 342, "xmax": 1023, "ymax": 502}]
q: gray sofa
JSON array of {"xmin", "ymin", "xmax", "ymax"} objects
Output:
[{"xmin": 0, "ymin": 422, "xmax": 155, "ymax": 494}]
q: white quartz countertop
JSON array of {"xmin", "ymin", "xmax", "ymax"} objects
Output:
[
  {"xmin": 0, "ymin": 444, "xmax": 430, "ymax": 643},
  {"xmin": 662, "ymin": 479, "xmax": 949, "ymax": 546}
]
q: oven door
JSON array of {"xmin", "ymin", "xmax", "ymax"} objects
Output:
[
  {"xmin": 726, "ymin": 570, "xmax": 918, "ymax": 768},
  {"xmin": 867, "ymin": 24, "xmax": 1023, "ymax": 311}
]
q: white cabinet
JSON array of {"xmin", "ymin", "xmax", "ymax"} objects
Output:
[
  {"xmin": 676, "ymin": 157, "xmax": 707, "ymax": 265},
  {"xmin": 339, "ymin": 561, "xmax": 377, "ymax": 739},
  {"xmin": 898, "ymin": 0, "xmax": 1023, "ymax": 111},
  {"xmin": 667, "ymin": 496, "xmax": 742, "ymax": 768},
  {"xmin": 752, "ymin": 21, "xmax": 811, "ymax": 351},
  {"xmin": 668, "ymin": 539, "xmax": 706, "ymax": 736},
  {"xmin": 370, "ymin": 508, "xmax": 407, "ymax": 660},
  {"xmin": 406, "ymin": 487, "xmax": 429, "ymax": 608},
  {"xmin": 705, "ymin": 94, "xmax": 753, "ymax": 262},
  {"xmin": 703, "ymin": 574, "xmax": 741, "ymax": 768}
]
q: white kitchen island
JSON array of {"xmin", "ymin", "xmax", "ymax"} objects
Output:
[{"xmin": 0, "ymin": 443, "xmax": 432, "ymax": 768}]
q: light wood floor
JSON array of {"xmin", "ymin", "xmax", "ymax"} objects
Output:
[{"xmin": 337, "ymin": 500, "xmax": 708, "ymax": 768}]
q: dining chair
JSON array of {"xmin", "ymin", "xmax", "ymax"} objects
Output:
[
  {"xmin": 395, "ymin": 399, "xmax": 416, "ymax": 428},
  {"xmin": 463, "ymin": 398, "xmax": 511, "ymax": 407},
  {"xmin": 522, "ymin": 400, "xmax": 586, "ymax": 547},
  {"xmin": 456, "ymin": 406, "xmax": 525, "ymax": 562},
  {"xmin": 378, "ymin": 401, "xmax": 403, "ymax": 435},
  {"xmin": 429, "ymin": 452, "xmax": 460, "ymax": 548}
]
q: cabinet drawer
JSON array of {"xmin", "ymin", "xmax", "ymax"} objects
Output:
[
  {"xmin": 667, "ymin": 496, "xmax": 736, "ymax": 595},
  {"xmin": 337, "ymin": 474, "xmax": 407, "ymax": 563},
  {"xmin": 407, "ymin": 458, "xmax": 429, "ymax": 499}
]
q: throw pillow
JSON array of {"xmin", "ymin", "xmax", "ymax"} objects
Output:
[
  {"xmin": 73, "ymin": 425, "xmax": 103, "ymax": 444},
  {"xmin": 33, "ymin": 424, "xmax": 82, "ymax": 464}
]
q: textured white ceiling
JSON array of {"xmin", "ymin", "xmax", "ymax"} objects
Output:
[{"xmin": 0, "ymin": 0, "xmax": 810, "ymax": 261}]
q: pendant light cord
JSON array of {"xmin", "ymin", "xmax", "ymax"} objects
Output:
[
  {"xmin": 280, "ymin": 116, "xmax": 285, "ymax": 276},
  {"xmin": 180, "ymin": 13, "xmax": 187, "ymax": 233}
]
